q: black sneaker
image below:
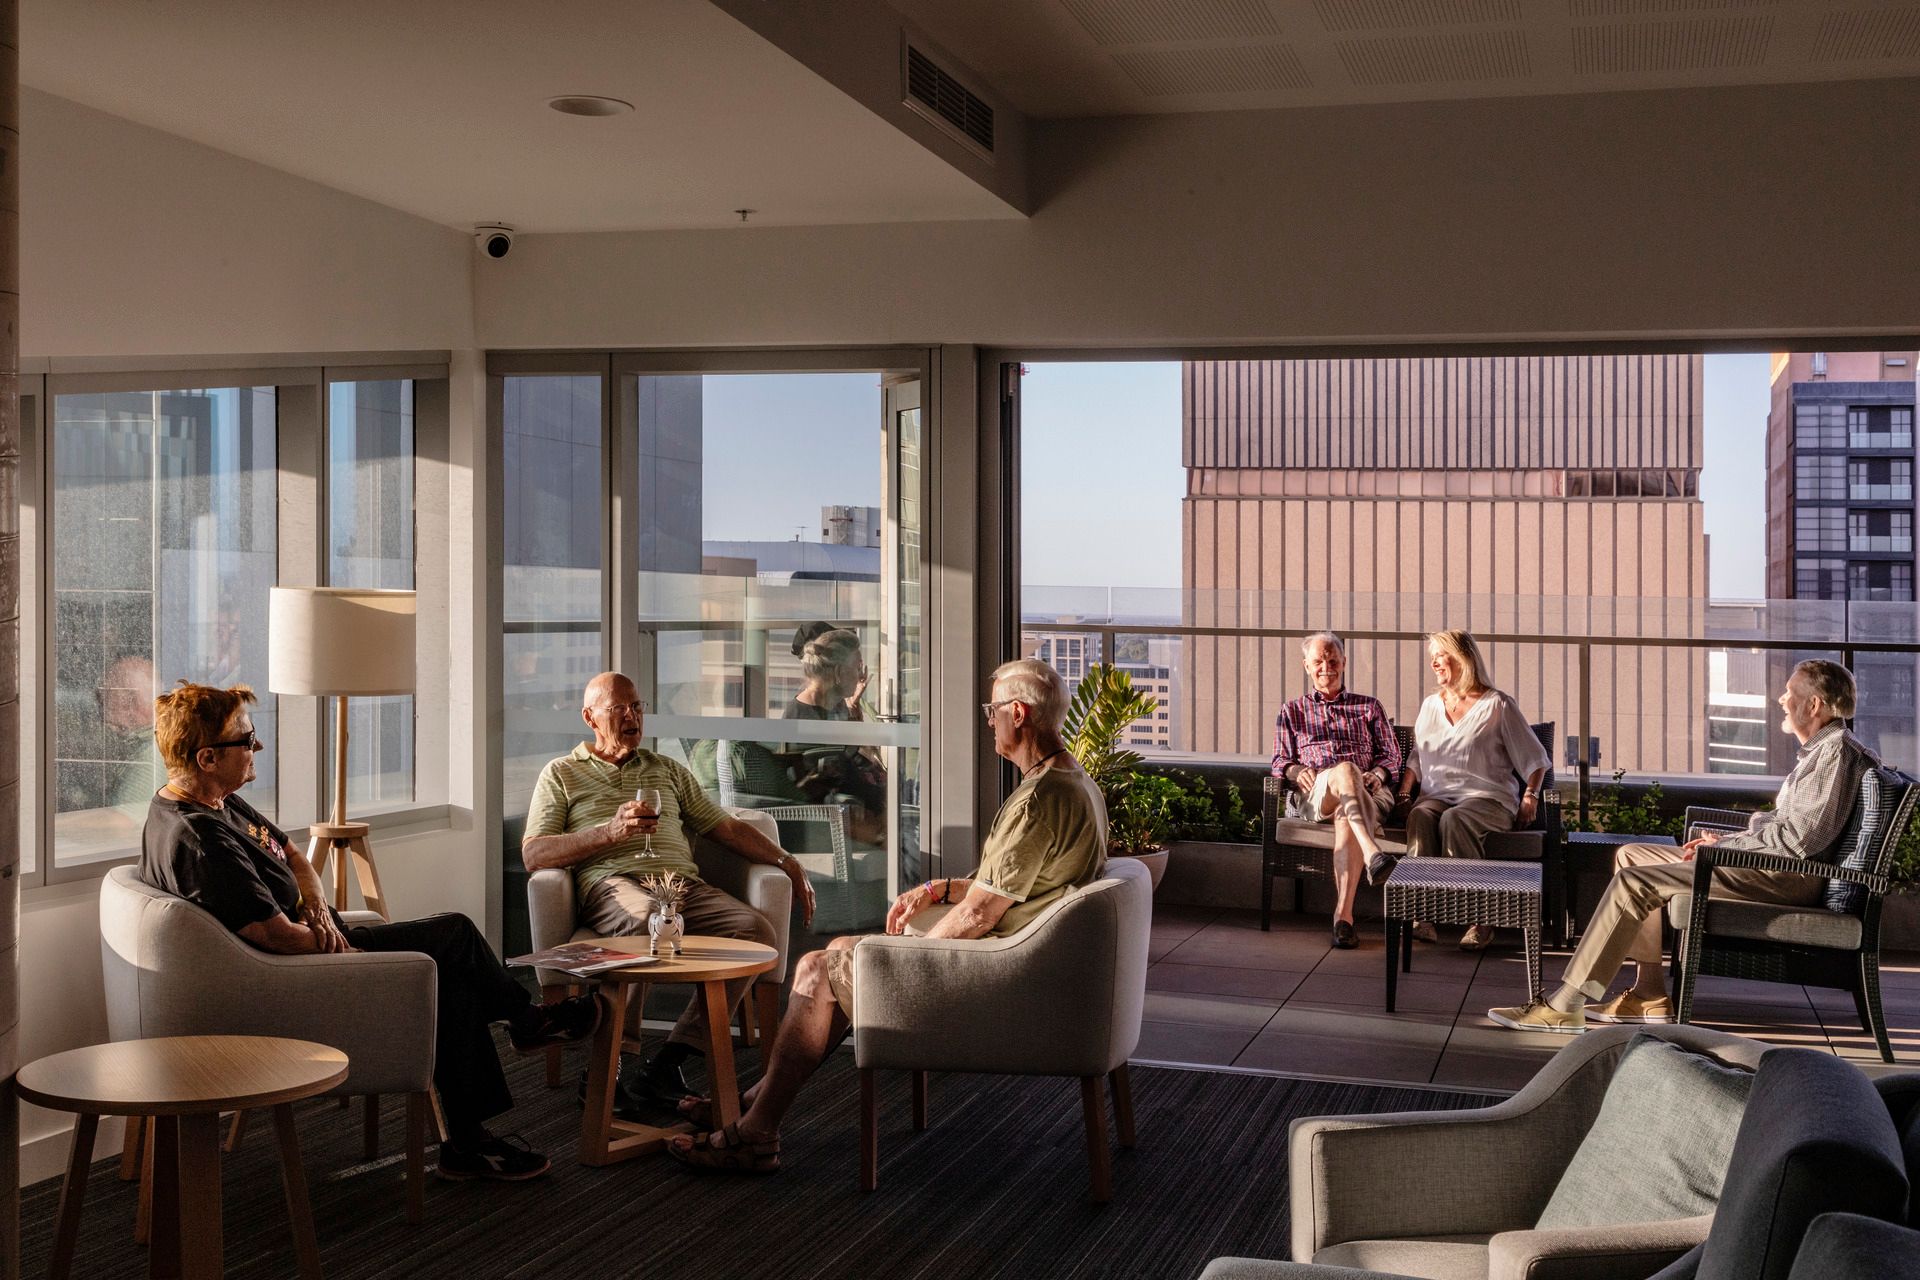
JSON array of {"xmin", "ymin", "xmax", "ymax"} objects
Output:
[
  {"xmin": 507, "ymin": 993, "xmax": 603, "ymax": 1055},
  {"xmin": 1364, "ymin": 852, "xmax": 1399, "ymax": 887},
  {"xmin": 436, "ymin": 1134, "xmax": 550, "ymax": 1182},
  {"xmin": 621, "ymin": 1057, "xmax": 698, "ymax": 1113}
]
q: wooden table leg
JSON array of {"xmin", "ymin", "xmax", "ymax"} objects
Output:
[
  {"xmin": 273, "ymin": 1104, "xmax": 323, "ymax": 1280},
  {"xmin": 702, "ymin": 980, "xmax": 743, "ymax": 1128},
  {"xmin": 119, "ymin": 1113, "xmax": 146, "ymax": 1180},
  {"xmin": 173, "ymin": 1112, "xmax": 223, "ymax": 1280},
  {"xmin": 147, "ymin": 1116, "xmax": 181, "ymax": 1280},
  {"xmin": 135, "ymin": 1117, "xmax": 155, "ymax": 1246},
  {"xmin": 49, "ymin": 1114, "xmax": 97, "ymax": 1280},
  {"xmin": 579, "ymin": 983, "xmax": 629, "ymax": 1164}
]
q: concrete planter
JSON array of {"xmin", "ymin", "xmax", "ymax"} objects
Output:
[
  {"xmin": 1882, "ymin": 890, "xmax": 1920, "ymax": 952},
  {"xmin": 1113, "ymin": 849, "xmax": 1169, "ymax": 891},
  {"xmin": 1158, "ymin": 839, "xmax": 1261, "ymax": 910}
]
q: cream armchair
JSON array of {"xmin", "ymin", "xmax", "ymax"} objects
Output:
[
  {"xmin": 99, "ymin": 865, "xmax": 437, "ymax": 1223},
  {"xmin": 523, "ymin": 806, "xmax": 794, "ymax": 1067},
  {"xmin": 850, "ymin": 856, "xmax": 1153, "ymax": 1202},
  {"xmin": 1200, "ymin": 1025, "xmax": 1769, "ymax": 1280}
]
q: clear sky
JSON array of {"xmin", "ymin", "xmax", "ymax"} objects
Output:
[
  {"xmin": 701, "ymin": 372, "xmax": 882, "ymax": 543},
  {"xmin": 697, "ymin": 358, "xmax": 1776, "ymax": 599},
  {"xmin": 1021, "ymin": 356, "xmax": 1774, "ymax": 598}
]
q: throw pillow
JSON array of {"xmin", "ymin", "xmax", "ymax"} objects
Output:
[{"xmin": 1536, "ymin": 1034, "xmax": 1755, "ymax": 1230}]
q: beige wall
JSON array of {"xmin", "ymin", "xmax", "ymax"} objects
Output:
[{"xmin": 474, "ymin": 77, "xmax": 1920, "ymax": 351}]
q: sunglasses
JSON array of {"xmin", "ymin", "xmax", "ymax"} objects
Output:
[{"xmin": 205, "ymin": 733, "xmax": 264, "ymax": 753}]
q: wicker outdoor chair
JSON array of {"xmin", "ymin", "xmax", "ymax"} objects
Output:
[
  {"xmin": 1674, "ymin": 764, "xmax": 1920, "ymax": 1063},
  {"xmin": 1261, "ymin": 721, "xmax": 1563, "ymax": 935}
]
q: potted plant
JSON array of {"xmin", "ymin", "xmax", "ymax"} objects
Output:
[{"xmin": 1062, "ymin": 663, "xmax": 1170, "ymax": 888}]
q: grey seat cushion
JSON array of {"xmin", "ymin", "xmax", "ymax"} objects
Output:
[
  {"xmin": 1538, "ymin": 1034, "xmax": 1753, "ymax": 1231},
  {"xmin": 1665, "ymin": 895, "xmax": 1861, "ymax": 950},
  {"xmin": 1271, "ymin": 817, "xmax": 1409, "ymax": 856},
  {"xmin": 1315, "ymin": 1235, "xmax": 1490, "ymax": 1280}
]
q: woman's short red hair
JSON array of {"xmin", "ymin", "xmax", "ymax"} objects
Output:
[{"xmin": 154, "ymin": 681, "xmax": 256, "ymax": 774}]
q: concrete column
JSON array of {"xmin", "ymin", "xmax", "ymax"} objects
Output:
[{"xmin": 0, "ymin": 0, "xmax": 19, "ymax": 1271}]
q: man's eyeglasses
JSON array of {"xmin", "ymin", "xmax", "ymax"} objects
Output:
[
  {"xmin": 981, "ymin": 699, "xmax": 1020, "ymax": 724},
  {"xmin": 595, "ymin": 701, "xmax": 648, "ymax": 718},
  {"xmin": 205, "ymin": 734, "xmax": 264, "ymax": 753}
]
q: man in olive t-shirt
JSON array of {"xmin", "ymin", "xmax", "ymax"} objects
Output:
[
  {"xmin": 521, "ymin": 672, "xmax": 816, "ymax": 1110},
  {"xmin": 668, "ymin": 658, "xmax": 1108, "ymax": 1173}
]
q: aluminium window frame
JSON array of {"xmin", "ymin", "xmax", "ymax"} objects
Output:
[{"xmin": 19, "ymin": 353, "xmax": 451, "ymax": 893}]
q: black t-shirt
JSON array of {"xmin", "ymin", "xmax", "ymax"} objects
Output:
[{"xmin": 139, "ymin": 791, "xmax": 318, "ymax": 935}]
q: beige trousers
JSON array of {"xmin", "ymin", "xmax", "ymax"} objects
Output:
[
  {"xmin": 580, "ymin": 876, "xmax": 778, "ymax": 1049},
  {"xmin": 1403, "ymin": 795, "xmax": 1514, "ymax": 859},
  {"xmin": 1558, "ymin": 842, "xmax": 1826, "ymax": 1001}
]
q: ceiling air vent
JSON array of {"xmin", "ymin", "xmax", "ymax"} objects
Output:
[{"xmin": 904, "ymin": 43, "xmax": 994, "ymax": 160}]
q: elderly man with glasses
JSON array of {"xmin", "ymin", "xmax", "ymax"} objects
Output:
[
  {"xmin": 665, "ymin": 657, "xmax": 1108, "ymax": 1174},
  {"xmin": 522, "ymin": 670, "xmax": 816, "ymax": 1116}
]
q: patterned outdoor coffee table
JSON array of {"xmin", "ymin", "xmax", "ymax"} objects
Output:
[{"xmin": 1383, "ymin": 858, "xmax": 1542, "ymax": 1013}]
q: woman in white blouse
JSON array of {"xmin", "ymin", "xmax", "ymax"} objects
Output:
[{"xmin": 1391, "ymin": 629, "xmax": 1551, "ymax": 951}]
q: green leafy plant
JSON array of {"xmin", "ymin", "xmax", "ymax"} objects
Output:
[
  {"xmin": 1063, "ymin": 662, "xmax": 1158, "ymax": 800},
  {"xmin": 1564, "ymin": 769, "xmax": 1685, "ymax": 839},
  {"xmin": 1890, "ymin": 818, "xmax": 1920, "ymax": 893},
  {"xmin": 1134, "ymin": 767, "xmax": 1260, "ymax": 843},
  {"xmin": 1109, "ymin": 773, "xmax": 1182, "ymax": 855}
]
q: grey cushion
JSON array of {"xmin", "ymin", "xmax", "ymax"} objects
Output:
[
  {"xmin": 1315, "ymin": 1237, "xmax": 1489, "ymax": 1280},
  {"xmin": 1204, "ymin": 1262, "xmax": 1420, "ymax": 1280},
  {"xmin": 1271, "ymin": 818, "xmax": 1410, "ymax": 856},
  {"xmin": 1537, "ymin": 1034, "xmax": 1753, "ymax": 1230},
  {"xmin": 1665, "ymin": 896, "xmax": 1862, "ymax": 950}
]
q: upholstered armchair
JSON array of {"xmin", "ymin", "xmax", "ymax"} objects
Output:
[
  {"xmin": 850, "ymin": 856, "xmax": 1153, "ymax": 1202},
  {"xmin": 99, "ymin": 865, "xmax": 436, "ymax": 1223},
  {"xmin": 1199, "ymin": 1028, "xmax": 1910, "ymax": 1280},
  {"xmin": 523, "ymin": 806, "xmax": 793, "ymax": 1062}
]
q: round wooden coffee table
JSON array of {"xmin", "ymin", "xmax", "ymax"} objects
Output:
[
  {"xmin": 574, "ymin": 935, "xmax": 777, "ymax": 1166},
  {"xmin": 17, "ymin": 1035, "xmax": 349, "ymax": 1280}
]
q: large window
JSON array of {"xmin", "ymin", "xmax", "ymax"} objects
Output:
[
  {"xmin": 1795, "ymin": 454, "xmax": 1845, "ymax": 500},
  {"xmin": 502, "ymin": 376, "xmax": 605, "ymax": 811},
  {"xmin": 326, "ymin": 379, "xmax": 415, "ymax": 808},
  {"xmin": 51, "ymin": 387, "xmax": 278, "ymax": 866},
  {"xmin": 1850, "ymin": 458, "xmax": 1912, "ymax": 500}
]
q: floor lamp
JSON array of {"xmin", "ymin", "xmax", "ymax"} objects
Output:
[{"xmin": 269, "ymin": 587, "xmax": 416, "ymax": 920}]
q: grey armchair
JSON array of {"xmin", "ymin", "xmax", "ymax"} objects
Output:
[
  {"xmin": 850, "ymin": 856, "xmax": 1152, "ymax": 1202},
  {"xmin": 523, "ymin": 806, "xmax": 793, "ymax": 1070},
  {"xmin": 1201, "ymin": 1026, "xmax": 1765, "ymax": 1280},
  {"xmin": 99, "ymin": 865, "xmax": 436, "ymax": 1222}
]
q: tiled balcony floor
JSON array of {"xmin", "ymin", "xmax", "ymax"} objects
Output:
[{"xmin": 1143, "ymin": 905, "xmax": 1920, "ymax": 1092}]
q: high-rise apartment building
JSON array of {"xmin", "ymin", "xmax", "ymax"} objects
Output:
[
  {"xmin": 1182, "ymin": 356, "xmax": 1708, "ymax": 773},
  {"xmin": 1764, "ymin": 350, "xmax": 1919, "ymax": 770}
]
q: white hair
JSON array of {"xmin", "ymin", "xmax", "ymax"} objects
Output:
[
  {"xmin": 990, "ymin": 658, "xmax": 1068, "ymax": 734},
  {"xmin": 1301, "ymin": 631, "xmax": 1345, "ymax": 657}
]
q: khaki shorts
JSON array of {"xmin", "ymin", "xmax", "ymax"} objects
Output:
[
  {"xmin": 1304, "ymin": 768, "xmax": 1394, "ymax": 825},
  {"xmin": 822, "ymin": 946, "xmax": 857, "ymax": 1021}
]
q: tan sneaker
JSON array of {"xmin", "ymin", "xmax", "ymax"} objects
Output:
[
  {"xmin": 1487, "ymin": 1002, "xmax": 1586, "ymax": 1034},
  {"xmin": 1587, "ymin": 992, "xmax": 1674, "ymax": 1024},
  {"xmin": 1459, "ymin": 924, "xmax": 1496, "ymax": 951},
  {"xmin": 1410, "ymin": 921, "xmax": 1439, "ymax": 944}
]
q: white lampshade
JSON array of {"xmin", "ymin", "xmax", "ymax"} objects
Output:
[{"xmin": 269, "ymin": 587, "xmax": 416, "ymax": 696}]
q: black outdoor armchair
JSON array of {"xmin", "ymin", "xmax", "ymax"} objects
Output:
[
  {"xmin": 1261, "ymin": 721, "xmax": 1563, "ymax": 936},
  {"xmin": 1674, "ymin": 764, "xmax": 1920, "ymax": 1063}
]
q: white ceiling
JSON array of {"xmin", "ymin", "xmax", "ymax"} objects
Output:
[
  {"xmin": 895, "ymin": 0, "xmax": 1920, "ymax": 117},
  {"xmin": 21, "ymin": 0, "xmax": 1021, "ymax": 232}
]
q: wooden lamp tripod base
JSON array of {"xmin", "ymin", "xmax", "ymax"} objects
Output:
[{"xmin": 307, "ymin": 695, "xmax": 390, "ymax": 920}]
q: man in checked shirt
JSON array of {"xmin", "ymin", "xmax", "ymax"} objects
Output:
[
  {"xmin": 1272, "ymin": 632, "xmax": 1404, "ymax": 950},
  {"xmin": 1492, "ymin": 659, "xmax": 1876, "ymax": 1034}
]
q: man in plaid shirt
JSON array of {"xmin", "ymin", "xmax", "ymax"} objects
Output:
[{"xmin": 1272, "ymin": 632, "xmax": 1404, "ymax": 949}]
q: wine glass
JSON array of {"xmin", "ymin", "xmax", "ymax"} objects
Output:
[{"xmin": 635, "ymin": 787, "xmax": 662, "ymax": 855}]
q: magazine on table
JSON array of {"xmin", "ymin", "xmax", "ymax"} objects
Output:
[{"xmin": 508, "ymin": 941, "xmax": 659, "ymax": 976}]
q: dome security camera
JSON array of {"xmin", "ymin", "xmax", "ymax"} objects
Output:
[{"xmin": 474, "ymin": 223, "xmax": 515, "ymax": 258}]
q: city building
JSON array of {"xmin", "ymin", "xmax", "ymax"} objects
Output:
[
  {"xmin": 1181, "ymin": 356, "xmax": 1708, "ymax": 772},
  {"xmin": 1764, "ymin": 350, "xmax": 1920, "ymax": 769}
]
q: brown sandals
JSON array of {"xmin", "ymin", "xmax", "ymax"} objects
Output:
[{"xmin": 667, "ymin": 1122, "xmax": 781, "ymax": 1174}]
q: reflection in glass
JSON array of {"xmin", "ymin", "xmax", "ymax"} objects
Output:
[
  {"xmin": 503, "ymin": 376, "xmax": 604, "ymax": 810},
  {"xmin": 326, "ymin": 379, "xmax": 415, "ymax": 809},
  {"xmin": 53, "ymin": 388, "xmax": 278, "ymax": 865}
]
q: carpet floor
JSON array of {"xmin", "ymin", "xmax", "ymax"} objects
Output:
[{"xmin": 20, "ymin": 1036, "xmax": 1497, "ymax": 1280}]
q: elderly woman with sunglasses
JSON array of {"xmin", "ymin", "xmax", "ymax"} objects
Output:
[{"xmin": 138, "ymin": 680, "xmax": 602, "ymax": 1184}]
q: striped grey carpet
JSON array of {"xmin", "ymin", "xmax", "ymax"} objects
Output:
[{"xmin": 20, "ymin": 1035, "xmax": 1497, "ymax": 1280}]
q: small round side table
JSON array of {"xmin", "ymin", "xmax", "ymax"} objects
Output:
[
  {"xmin": 573, "ymin": 935, "xmax": 777, "ymax": 1166},
  {"xmin": 17, "ymin": 1035, "xmax": 349, "ymax": 1280}
]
